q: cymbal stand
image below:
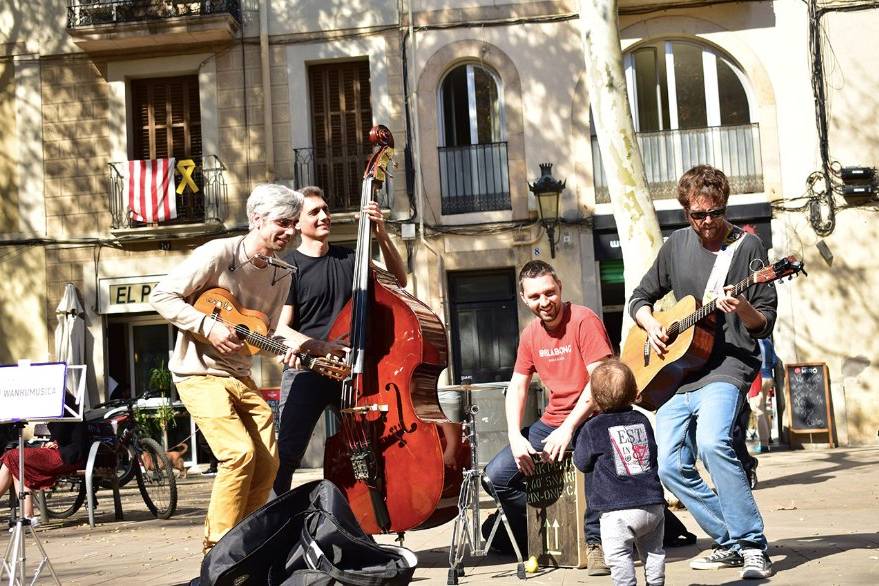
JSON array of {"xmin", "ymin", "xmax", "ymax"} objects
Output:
[
  {"xmin": 1, "ymin": 422, "xmax": 61, "ymax": 586},
  {"xmin": 447, "ymin": 395, "xmax": 525, "ymax": 584}
]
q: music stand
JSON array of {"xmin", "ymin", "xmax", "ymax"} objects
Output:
[
  {"xmin": 445, "ymin": 381, "xmax": 526, "ymax": 585},
  {"xmin": 1, "ymin": 361, "xmax": 86, "ymax": 586}
]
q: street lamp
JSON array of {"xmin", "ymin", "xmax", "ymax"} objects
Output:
[{"xmin": 529, "ymin": 163, "xmax": 565, "ymax": 258}]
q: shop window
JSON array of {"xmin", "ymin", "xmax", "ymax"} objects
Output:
[{"xmin": 107, "ymin": 318, "xmax": 176, "ymax": 400}]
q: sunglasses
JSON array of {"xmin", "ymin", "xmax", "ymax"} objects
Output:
[{"xmin": 688, "ymin": 207, "xmax": 726, "ymax": 221}]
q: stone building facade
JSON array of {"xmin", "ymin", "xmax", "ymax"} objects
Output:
[{"xmin": 2, "ymin": 1, "xmax": 877, "ymax": 456}]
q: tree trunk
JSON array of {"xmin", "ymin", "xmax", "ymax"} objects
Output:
[{"xmin": 579, "ymin": 0, "xmax": 667, "ymax": 341}]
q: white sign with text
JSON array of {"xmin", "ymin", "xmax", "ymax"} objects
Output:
[{"xmin": 0, "ymin": 362, "xmax": 68, "ymax": 422}]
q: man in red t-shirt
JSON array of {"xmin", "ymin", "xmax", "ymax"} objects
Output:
[{"xmin": 483, "ymin": 260, "xmax": 613, "ymax": 575}]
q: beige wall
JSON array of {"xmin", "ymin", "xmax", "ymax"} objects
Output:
[
  {"xmin": 0, "ymin": 1, "xmax": 79, "ymax": 57},
  {"xmin": 0, "ymin": 247, "xmax": 48, "ymax": 364},
  {"xmin": 265, "ymin": 0, "xmax": 397, "ymax": 37},
  {"xmin": 0, "ymin": 58, "xmax": 18, "ymax": 233}
]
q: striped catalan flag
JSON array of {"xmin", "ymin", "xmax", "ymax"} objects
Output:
[{"xmin": 126, "ymin": 158, "xmax": 178, "ymax": 223}]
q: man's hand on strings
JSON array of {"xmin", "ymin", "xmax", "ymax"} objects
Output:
[
  {"xmin": 208, "ymin": 323, "xmax": 243, "ymax": 355},
  {"xmin": 717, "ymin": 286, "xmax": 750, "ymax": 314},
  {"xmin": 364, "ymin": 201, "xmax": 387, "ymax": 237},
  {"xmin": 644, "ymin": 317, "xmax": 669, "ymax": 356}
]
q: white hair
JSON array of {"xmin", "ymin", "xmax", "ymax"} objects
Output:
[{"xmin": 246, "ymin": 184, "xmax": 304, "ymax": 230}]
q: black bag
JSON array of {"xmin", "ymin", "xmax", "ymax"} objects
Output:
[{"xmin": 194, "ymin": 480, "xmax": 416, "ymax": 586}]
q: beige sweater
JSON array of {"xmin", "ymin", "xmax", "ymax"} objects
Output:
[{"xmin": 150, "ymin": 236, "xmax": 293, "ymax": 381}]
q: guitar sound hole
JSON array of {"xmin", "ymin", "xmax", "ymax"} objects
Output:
[{"xmin": 234, "ymin": 325, "xmax": 250, "ymax": 340}]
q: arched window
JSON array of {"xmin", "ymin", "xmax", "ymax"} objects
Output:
[
  {"xmin": 625, "ymin": 40, "xmax": 753, "ymax": 132},
  {"xmin": 592, "ymin": 40, "xmax": 762, "ymax": 202},
  {"xmin": 439, "ymin": 63, "xmax": 504, "ymax": 146},
  {"xmin": 437, "ymin": 63, "xmax": 510, "ymax": 214}
]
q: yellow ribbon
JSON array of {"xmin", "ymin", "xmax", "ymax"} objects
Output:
[{"xmin": 176, "ymin": 159, "xmax": 199, "ymax": 194}]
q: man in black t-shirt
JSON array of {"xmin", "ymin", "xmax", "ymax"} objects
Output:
[{"xmin": 272, "ymin": 186, "xmax": 407, "ymax": 496}]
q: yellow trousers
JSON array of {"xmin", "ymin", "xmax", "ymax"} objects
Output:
[{"xmin": 176, "ymin": 375, "xmax": 279, "ymax": 548}]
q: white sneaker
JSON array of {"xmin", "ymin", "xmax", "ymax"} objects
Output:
[{"xmin": 740, "ymin": 548, "xmax": 773, "ymax": 579}]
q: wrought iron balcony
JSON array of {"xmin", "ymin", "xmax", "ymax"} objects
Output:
[
  {"xmin": 592, "ymin": 123, "xmax": 764, "ymax": 203},
  {"xmin": 438, "ymin": 142, "xmax": 511, "ymax": 215},
  {"xmin": 293, "ymin": 145, "xmax": 381, "ymax": 212},
  {"xmin": 108, "ymin": 155, "xmax": 227, "ymax": 231},
  {"xmin": 66, "ymin": 1, "xmax": 240, "ymax": 52}
]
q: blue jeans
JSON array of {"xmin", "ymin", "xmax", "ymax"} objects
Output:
[
  {"xmin": 655, "ymin": 382, "xmax": 767, "ymax": 551},
  {"xmin": 483, "ymin": 419, "xmax": 601, "ymax": 552},
  {"xmin": 272, "ymin": 368, "xmax": 341, "ymax": 496}
]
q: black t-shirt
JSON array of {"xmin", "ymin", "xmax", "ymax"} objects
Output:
[{"xmin": 286, "ymin": 245, "xmax": 356, "ymax": 340}]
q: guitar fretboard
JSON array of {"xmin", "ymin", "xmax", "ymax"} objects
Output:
[{"xmin": 667, "ymin": 273, "xmax": 756, "ymax": 336}]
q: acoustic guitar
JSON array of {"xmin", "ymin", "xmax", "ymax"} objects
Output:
[
  {"xmin": 192, "ymin": 287, "xmax": 349, "ymax": 382},
  {"xmin": 622, "ymin": 255, "xmax": 805, "ymax": 411}
]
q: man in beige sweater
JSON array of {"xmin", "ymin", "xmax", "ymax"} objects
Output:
[{"xmin": 150, "ymin": 183, "xmax": 337, "ymax": 552}]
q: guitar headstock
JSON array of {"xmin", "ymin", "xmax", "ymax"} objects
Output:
[
  {"xmin": 363, "ymin": 125, "xmax": 395, "ymax": 185},
  {"xmin": 754, "ymin": 255, "xmax": 806, "ymax": 284},
  {"xmin": 307, "ymin": 355, "xmax": 351, "ymax": 382}
]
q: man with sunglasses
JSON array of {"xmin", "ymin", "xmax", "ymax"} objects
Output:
[{"xmin": 628, "ymin": 165, "xmax": 777, "ymax": 579}]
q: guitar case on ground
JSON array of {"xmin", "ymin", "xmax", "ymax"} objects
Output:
[{"xmin": 189, "ymin": 479, "xmax": 417, "ymax": 586}]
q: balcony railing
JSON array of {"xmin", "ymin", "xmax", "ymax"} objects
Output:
[
  {"xmin": 293, "ymin": 145, "xmax": 382, "ymax": 211},
  {"xmin": 438, "ymin": 142, "xmax": 511, "ymax": 215},
  {"xmin": 108, "ymin": 155, "xmax": 227, "ymax": 230},
  {"xmin": 67, "ymin": 0, "xmax": 240, "ymax": 28},
  {"xmin": 592, "ymin": 123, "xmax": 764, "ymax": 203}
]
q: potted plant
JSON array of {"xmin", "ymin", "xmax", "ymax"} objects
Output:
[
  {"xmin": 140, "ymin": 361, "xmax": 177, "ymax": 448},
  {"xmin": 148, "ymin": 361, "xmax": 173, "ymax": 397}
]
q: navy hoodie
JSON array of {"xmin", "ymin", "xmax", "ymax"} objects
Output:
[{"xmin": 573, "ymin": 408, "xmax": 665, "ymax": 513}]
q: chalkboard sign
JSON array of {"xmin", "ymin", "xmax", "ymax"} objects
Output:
[{"xmin": 784, "ymin": 362, "xmax": 835, "ymax": 446}]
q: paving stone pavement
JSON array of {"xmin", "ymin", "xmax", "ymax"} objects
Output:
[{"xmin": 3, "ymin": 447, "xmax": 878, "ymax": 585}]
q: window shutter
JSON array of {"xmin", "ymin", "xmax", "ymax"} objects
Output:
[
  {"xmin": 131, "ymin": 75, "xmax": 202, "ymax": 161},
  {"xmin": 308, "ymin": 60, "xmax": 373, "ymax": 210},
  {"xmin": 129, "ymin": 75, "xmax": 204, "ymax": 223}
]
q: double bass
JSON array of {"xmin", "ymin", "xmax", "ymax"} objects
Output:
[{"xmin": 324, "ymin": 125, "xmax": 469, "ymax": 534}]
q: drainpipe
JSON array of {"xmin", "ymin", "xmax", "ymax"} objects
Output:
[{"xmin": 259, "ymin": 0, "xmax": 275, "ymax": 181}]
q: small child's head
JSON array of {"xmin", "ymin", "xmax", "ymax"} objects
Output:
[{"xmin": 591, "ymin": 358, "xmax": 638, "ymax": 412}]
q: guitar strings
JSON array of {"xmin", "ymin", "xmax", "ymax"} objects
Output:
[
  {"xmin": 204, "ymin": 309, "xmax": 361, "ymax": 452},
  {"xmin": 199, "ymin": 313, "xmax": 344, "ymax": 372}
]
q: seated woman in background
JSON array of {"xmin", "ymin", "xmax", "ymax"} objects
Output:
[{"xmin": 0, "ymin": 398, "xmax": 89, "ymax": 525}]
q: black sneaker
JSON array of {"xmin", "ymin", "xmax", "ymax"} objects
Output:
[
  {"xmin": 690, "ymin": 546, "xmax": 744, "ymax": 570},
  {"xmin": 740, "ymin": 548, "xmax": 773, "ymax": 579}
]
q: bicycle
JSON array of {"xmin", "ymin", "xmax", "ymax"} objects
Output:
[{"xmin": 36, "ymin": 393, "xmax": 178, "ymax": 521}]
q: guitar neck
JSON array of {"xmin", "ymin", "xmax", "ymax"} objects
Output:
[
  {"xmin": 671, "ymin": 273, "xmax": 755, "ymax": 335},
  {"xmin": 236, "ymin": 325, "xmax": 325, "ymax": 370}
]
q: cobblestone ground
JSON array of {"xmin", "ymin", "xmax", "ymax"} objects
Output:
[{"xmin": 3, "ymin": 447, "xmax": 878, "ymax": 585}]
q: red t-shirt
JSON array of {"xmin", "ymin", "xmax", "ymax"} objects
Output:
[
  {"xmin": 514, "ymin": 303, "xmax": 613, "ymax": 427},
  {"xmin": 748, "ymin": 373, "xmax": 762, "ymax": 398}
]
